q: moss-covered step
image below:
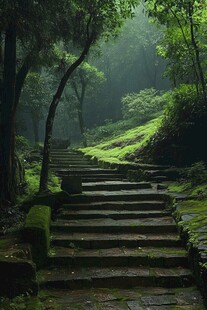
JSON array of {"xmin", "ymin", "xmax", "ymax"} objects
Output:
[
  {"xmin": 82, "ymin": 181, "xmax": 152, "ymax": 191},
  {"xmin": 51, "ymin": 164, "xmax": 98, "ymax": 169},
  {"xmin": 62, "ymin": 201, "xmax": 166, "ymax": 211},
  {"xmin": 66, "ymin": 191, "xmax": 169, "ymax": 203},
  {"xmin": 51, "ymin": 160, "xmax": 92, "ymax": 165},
  {"xmin": 54, "ymin": 168, "xmax": 121, "ymax": 175},
  {"xmin": 81, "ymin": 175, "xmax": 125, "ymax": 182},
  {"xmin": 51, "ymin": 232, "xmax": 183, "ymax": 249},
  {"xmin": 24, "ymin": 205, "xmax": 51, "ymax": 268},
  {"xmin": 48, "ymin": 246, "xmax": 189, "ymax": 268},
  {"xmin": 51, "ymin": 217, "xmax": 177, "ymax": 234},
  {"xmin": 56, "ymin": 171, "xmax": 125, "ymax": 181},
  {"xmin": 58, "ymin": 209, "xmax": 170, "ymax": 220},
  {"xmin": 38, "ymin": 266, "xmax": 194, "ymax": 290},
  {"xmin": 38, "ymin": 287, "xmax": 205, "ymax": 310}
]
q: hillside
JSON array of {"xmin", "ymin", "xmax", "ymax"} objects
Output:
[{"xmin": 81, "ymin": 116, "xmax": 162, "ymax": 165}]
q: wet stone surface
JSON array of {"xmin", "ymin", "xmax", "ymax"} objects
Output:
[
  {"xmin": 40, "ymin": 151, "xmax": 206, "ymax": 309},
  {"xmin": 39, "ymin": 287, "xmax": 205, "ymax": 309}
]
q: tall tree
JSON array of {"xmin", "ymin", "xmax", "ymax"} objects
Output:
[
  {"xmin": 20, "ymin": 72, "xmax": 53, "ymax": 143},
  {"xmin": 0, "ymin": 0, "xmax": 74, "ymax": 206},
  {"xmin": 145, "ymin": 0, "xmax": 207, "ymax": 99},
  {"xmin": 88, "ymin": 4, "xmax": 168, "ymax": 123},
  {"xmin": 64, "ymin": 58, "xmax": 105, "ymax": 147},
  {"xmin": 39, "ymin": 0, "xmax": 140, "ymax": 191}
]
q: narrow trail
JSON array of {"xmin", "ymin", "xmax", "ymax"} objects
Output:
[{"xmin": 38, "ymin": 150, "xmax": 205, "ymax": 309}]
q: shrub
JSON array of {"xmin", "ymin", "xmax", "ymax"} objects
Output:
[
  {"xmin": 15, "ymin": 135, "xmax": 30, "ymax": 155},
  {"xmin": 182, "ymin": 162, "xmax": 207, "ymax": 186},
  {"xmin": 140, "ymin": 84, "xmax": 207, "ymax": 165},
  {"xmin": 121, "ymin": 88, "xmax": 166, "ymax": 122}
]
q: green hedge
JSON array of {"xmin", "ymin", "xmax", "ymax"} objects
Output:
[{"xmin": 24, "ymin": 205, "xmax": 51, "ymax": 268}]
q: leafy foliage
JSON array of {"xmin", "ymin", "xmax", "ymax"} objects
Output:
[
  {"xmin": 121, "ymin": 88, "xmax": 166, "ymax": 121},
  {"xmin": 15, "ymin": 135, "xmax": 30, "ymax": 155},
  {"xmin": 24, "ymin": 163, "xmax": 60, "ymax": 197},
  {"xmin": 182, "ymin": 162, "xmax": 207, "ymax": 187},
  {"xmin": 81, "ymin": 117, "xmax": 162, "ymax": 164},
  {"xmin": 145, "ymin": 0, "xmax": 207, "ymax": 98},
  {"xmin": 140, "ymin": 84, "xmax": 207, "ymax": 165},
  {"xmin": 20, "ymin": 72, "xmax": 53, "ymax": 121},
  {"xmin": 85, "ymin": 118, "xmax": 138, "ymax": 145}
]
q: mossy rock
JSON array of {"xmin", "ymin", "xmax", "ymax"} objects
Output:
[{"xmin": 24, "ymin": 205, "xmax": 51, "ymax": 268}]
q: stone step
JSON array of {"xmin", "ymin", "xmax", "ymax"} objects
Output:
[
  {"xmin": 51, "ymin": 153, "xmax": 84, "ymax": 157},
  {"xmin": 48, "ymin": 246, "xmax": 189, "ymax": 268},
  {"xmin": 38, "ymin": 266, "xmax": 194, "ymax": 290},
  {"xmin": 81, "ymin": 176, "xmax": 124, "ymax": 182},
  {"xmin": 62, "ymin": 200, "xmax": 166, "ymax": 211},
  {"xmin": 51, "ymin": 160, "xmax": 91, "ymax": 164},
  {"xmin": 134, "ymin": 163, "xmax": 171, "ymax": 170},
  {"xmin": 51, "ymin": 155, "xmax": 85, "ymax": 160},
  {"xmin": 51, "ymin": 217, "xmax": 177, "ymax": 234},
  {"xmin": 82, "ymin": 181, "xmax": 152, "ymax": 191},
  {"xmin": 50, "ymin": 150, "xmax": 77, "ymax": 154},
  {"xmin": 51, "ymin": 164, "xmax": 97, "ymax": 169},
  {"xmin": 151, "ymin": 176, "xmax": 169, "ymax": 183},
  {"xmin": 51, "ymin": 158, "xmax": 85, "ymax": 162},
  {"xmin": 51, "ymin": 232, "xmax": 183, "ymax": 248},
  {"xmin": 56, "ymin": 174, "xmax": 125, "ymax": 181},
  {"xmin": 58, "ymin": 209, "xmax": 170, "ymax": 220},
  {"xmin": 67, "ymin": 190, "xmax": 168, "ymax": 203},
  {"xmin": 145, "ymin": 168, "xmax": 180, "ymax": 180},
  {"xmin": 39, "ymin": 287, "xmax": 205, "ymax": 309},
  {"xmin": 53, "ymin": 168, "xmax": 120, "ymax": 175}
]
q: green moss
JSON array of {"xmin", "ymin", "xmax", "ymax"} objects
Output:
[
  {"xmin": 0, "ymin": 295, "xmax": 62, "ymax": 310},
  {"xmin": 176, "ymin": 200, "xmax": 207, "ymax": 215},
  {"xmin": 18, "ymin": 163, "xmax": 61, "ymax": 205},
  {"xmin": 168, "ymin": 181, "xmax": 207, "ymax": 199},
  {"xmin": 24, "ymin": 205, "xmax": 51, "ymax": 268},
  {"xmin": 80, "ymin": 117, "xmax": 162, "ymax": 163},
  {"xmin": 174, "ymin": 200, "xmax": 207, "ymax": 246},
  {"xmin": 168, "ymin": 182, "xmax": 191, "ymax": 193}
]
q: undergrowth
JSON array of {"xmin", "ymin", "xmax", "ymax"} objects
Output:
[
  {"xmin": 17, "ymin": 162, "xmax": 60, "ymax": 206},
  {"xmin": 81, "ymin": 116, "xmax": 162, "ymax": 164},
  {"xmin": 85, "ymin": 112, "xmax": 162, "ymax": 146},
  {"xmin": 26, "ymin": 163, "xmax": 60, "ymax": 194},
  {"xmin": 168, "ymin": 161, "xmax": 207, "ymax": 198}
]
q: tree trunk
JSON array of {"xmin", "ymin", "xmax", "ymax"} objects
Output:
[
  {"xmin": 0, "ymin": 22, "xmax": 16, "ymax": 207},
  {"xmin": 39, "ymin": 35, "xmax": 94, "ymax": 192},
  {"xmin": 188, "ymin": 4, "xmax": 206, "ymax": 102},
  {"xmin": 170, "ymin": 7, "xmax": 200, "ymax": 86},
  {"xmin": 14, "ymin": 58, "xmax": 31, "ymax": 113}
]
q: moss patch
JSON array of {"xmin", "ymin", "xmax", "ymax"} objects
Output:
[
  {"xmin": 0, "ymin": 295, "xmax": 62, "ymax": 310},
  {"xmin": 80, "ymin": 117, "xmax": 162, "ymax": 164},
  {"xmin": 24, "ymin": 205, "xmax": 51, "ymax": 268},
  {"xmin": 168, "ymin": 182, "xmax": 207, "ymax": 199},
  {"xmin": 173, "ymin": 200, "xmax": 207, "ymax": 245}
]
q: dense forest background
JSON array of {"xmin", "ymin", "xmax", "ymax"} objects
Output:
[
  {"xmin": 1, "ymin": 0, "xmax": 207, "ymax": 206},
  {"xmin": 16, "ymin": 6, "xmax": 169, "ymax": 144}
]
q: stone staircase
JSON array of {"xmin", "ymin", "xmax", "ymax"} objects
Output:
[{"xmin": 38, "ymin": 150, "xmax": 204, "ymax": 309}]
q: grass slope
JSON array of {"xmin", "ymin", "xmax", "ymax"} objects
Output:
[{"xmin": 81, "ymin": 117, "xmax": 162, "ymax": 164}]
